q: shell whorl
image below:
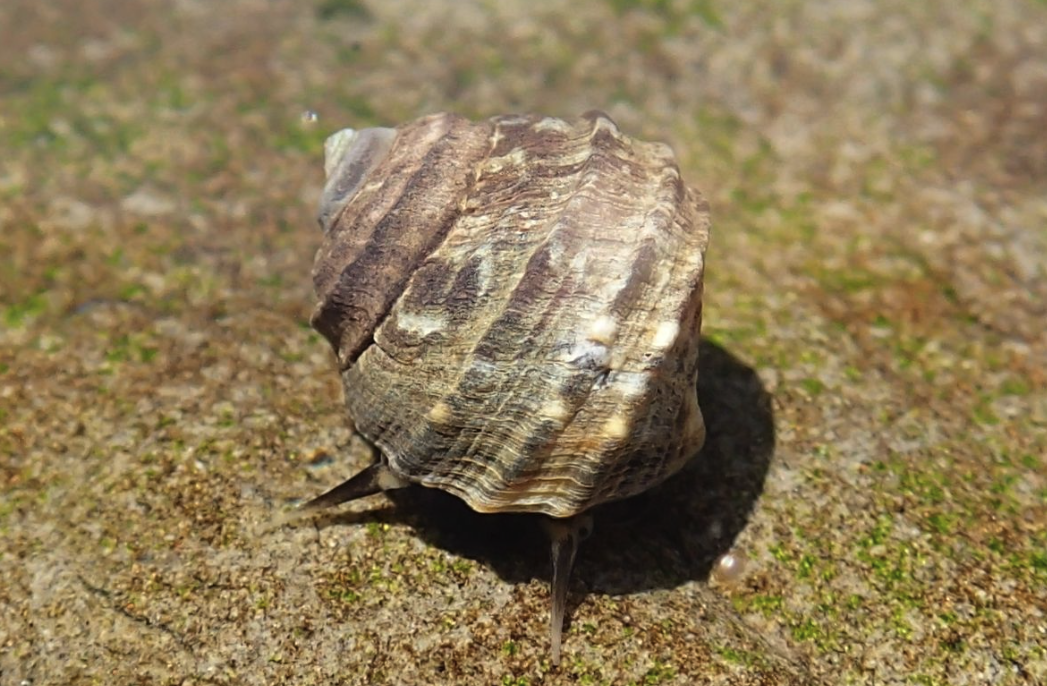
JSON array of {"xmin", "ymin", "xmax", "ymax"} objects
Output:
[{"xmin": 312, "ymin": 111, "xmax": 711, "ymax": 518}]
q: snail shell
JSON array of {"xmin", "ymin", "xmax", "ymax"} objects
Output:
[
  {"xmin": 306, "ymin": 111, "xmax": 711, "ymax": 663},
  {"xmin": 312, "ymin": 111, "xmax": 710, "ymax": 516}
]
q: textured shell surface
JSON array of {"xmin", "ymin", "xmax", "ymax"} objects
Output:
[{"xmin": 312, "ymin": 111, "xmax": 711, "ymax": 519}]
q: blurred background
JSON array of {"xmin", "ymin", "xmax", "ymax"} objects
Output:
[{"xmin": 1, "ymin": 0, "xmax": 1045, "ymax": 684}]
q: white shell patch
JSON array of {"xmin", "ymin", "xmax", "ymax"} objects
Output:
[
  {"xmin": 588, "ymin": 315, "xmax": 619, "ymax": 345},
  {"xmin": 651, "ymin": 320, "xmax": 679, "ymax": 349},
  {"xmin": 540, "ymin": 397, "xmax": 571, "ymax": 424},
  {"xmin": 614, "ymin": 371, "xmax": 649, "ymax": 398},
  {"xmin": 396, "ymin": 310, "xmax": 446, "ymax": 336},
  {"xmin": 533, "ymin": 117, "xmax": 572, "ymax": 134},
  {"xmin": 602, "ymin": 413, "xmax": 631, "ymax": 440},
  {"xmin": 556, "ymin": 339, "xmax": 611, "ymax": 371},
  {"xmin": 427, "ymin": 401, "xmax": 452, "ymax": 423}
]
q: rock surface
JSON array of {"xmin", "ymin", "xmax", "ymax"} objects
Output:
[{"xmin": 1, "ymin": 0, "xmax": 1044, "ymax": 684}]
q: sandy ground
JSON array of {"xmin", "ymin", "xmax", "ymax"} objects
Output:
[{"xmin": 1, "ymin": 0, "xmax": 1045, "ymax": 684}]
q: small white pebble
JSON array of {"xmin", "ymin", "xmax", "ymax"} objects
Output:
[{"xmin": 713, "ymin": 550, "xmax": 748, "ymax": 584}]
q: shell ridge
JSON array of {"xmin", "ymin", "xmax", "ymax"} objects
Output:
[
  {"xmin": 313, "ymin": 116, "xmax": 490, "ymax": 369},
  {"xmin": 313, "ymin": 114, "xmax": 460, "ymax": 295},
  {"xmin": 453, "ymin": 362, "xmax": 593, "ymax": 509},
  {"xmin": 462, "ymin": 113, "xmax": 619, "ymax": 364},
  {"xmin": 450, "ymin": 116, "xmax": 685, "ymax": 513},
  {"xmin": 412, "ymin": 115, "xmax": 642, "ymax": 514}
]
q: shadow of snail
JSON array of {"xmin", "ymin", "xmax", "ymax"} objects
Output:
[{"xmin": 303, "ymin": 339, "xmax": 773, "ymax": 658}]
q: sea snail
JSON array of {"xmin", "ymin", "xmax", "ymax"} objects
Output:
[{"xmin": 303, "ymin": 111, "xmax": 711, "ymax": 664}]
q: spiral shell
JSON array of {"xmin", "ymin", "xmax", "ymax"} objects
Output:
[{"xmin": 312, "ymin": 111, "xmax": 710, "ymax": 518}]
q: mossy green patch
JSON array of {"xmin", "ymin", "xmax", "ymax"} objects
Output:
[
  {"xmin": 715, "ymin": 645, "xmax": 763, "ymax": 668},
  {"xmin": 334, "ymin": 93, "xmax": 378, "ymax": 125},
  {"xmin": 272, "ymin": 122, "xmax": 329, "ymax": 155},
  {"xmin": 640, "ymin": 659, "xmax": 676, "ymax": 684},
  {"xmin": 103, "ymin": 333, "xmax": 160, "ymax": 365},
  {"xmin": 4, "ymin": 292, "xmax": 48, "ymax": 327},
  {"xmin": 799, "ymin": 377, "xmax": 825, "ymax": 396},
  {"xmin": 316, "ymin": 0, "xmax": 371, "ymax": 20},
  {"xmin": 605, "ymin": 0, "xmax": 723, "ymax": 29},
  {"xmin": 499, "ymin": 675, "xmax": 530, "ymax": 686},
  {"xmin": 812, "ymin": 265, "xmax": 882, "ymax": 295}
]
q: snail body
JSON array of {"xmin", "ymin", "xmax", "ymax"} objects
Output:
[{"xmin": 304, "ymin": 111, "xmax": 711, "ymax": 664}]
